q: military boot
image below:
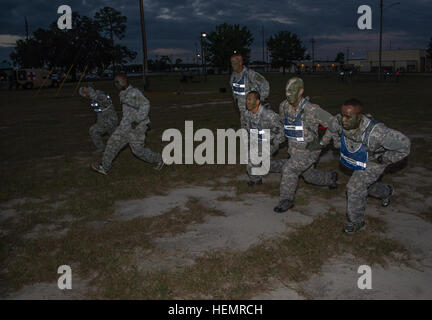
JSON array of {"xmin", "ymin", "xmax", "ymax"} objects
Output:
[
  {"xmin": 248, "ymin": 179, "xmax": 262, "ymax": 187},
  {"xmin": 328, "ymin": 171, "xmax": 338, "ymax": 189},
  {"xmin": 344, "ymin": 221, "xmax": 365, "ymax": 233},
  {"xmin": 153, "ymin": 160, "xmax": 165, "ymax": 171},
  {"xmin": 90, "ymin": 162, "xmax": 109, "ymax": 175},
  {"xmin": 381, "ymin": 185, "xmax": 393, "ymax": 207},
  {"xmin": 274, "ymin": 199, "xmax": 294, "ymax": 213}
]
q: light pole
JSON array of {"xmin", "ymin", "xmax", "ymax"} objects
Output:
[
  {"xmin": 139, "ymin": 0, "xmax": 148, "ymax": 88},
  {"xmin": 379, "ymin": 1, "xmax": 400, "ymax": 80},
  {"xmin": 201, "ymin": 32, "xmax": 207, "ymax": 82},
  {"xmin": 311, "ymin": 38, "xmax": 316, "ymax": 72}
]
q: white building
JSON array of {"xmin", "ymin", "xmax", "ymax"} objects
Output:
[{"xmin": 347, "ymin": 49, "xmax": 431, "ymax": 73}]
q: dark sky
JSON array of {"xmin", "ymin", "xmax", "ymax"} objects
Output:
[{"xmin": 1, "ymin": 0, "xmax": 431, "ymax": 65}]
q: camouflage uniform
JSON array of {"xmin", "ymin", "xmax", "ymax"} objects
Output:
[
  {"xmin": 101, "ymin": 85, "xmax": 162, "ymax": 171},
  {"xmin": 279, "ymin": 98, "xmax": 335, "ymax": 201},
  {"xmin": 328, "ymin": 114, "xmax": 411, "ymax": 224},
  {"xmin": 79, "ymin": 87, "xmax": 118, "ymax": 152},
  {"xmin": 244, "ymin": 104, "xmax": 287, "ymax": 182},
  {"xmin": 230, "ymin": 67, "xmax": 270, "ymax": 128}
]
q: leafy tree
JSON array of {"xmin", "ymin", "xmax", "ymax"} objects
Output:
[
  {"xmin": 267, "ymin": 31, "xmax": 306, "ymax": 74},
  {"xmin": 94, "ymin": 7, "xmax": 128, "ymax": 75},
  {"xmin": 10, "ymin": 11, "xmax": 136, "ymax": 81},
  {"xmin": 335, "ymin": 52, "xmax": 345, "ymax": 64},
  {"xmin": 206, "ymin": 23, "xmax": 253, "ymax": 71}
]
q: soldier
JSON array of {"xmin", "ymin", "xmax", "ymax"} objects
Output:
[
  {"xmin": 275, "ymin": 77, "xmax": 338, "ymax": 213},
  {"xmin": 325, "ymin": 99, "xmax": 410, "ymax": 233},
  {"xmin": 230, "ymin": 54, "xmax": 270, "ymax": 128},
  {"xmin": 79, "ymin": 84, "xmax": 118, "ymax": 154},
  {"xmin": 244, "ymin": 91, "xmax": 287, "ymax": 186},
  {"xmin": 91, "ymin": 74, "xmax": 164, "ymax": 175}
]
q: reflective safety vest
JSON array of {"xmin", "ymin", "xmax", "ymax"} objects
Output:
[
  {"xmin": 90, "ymin": 91, "xmax": 112, "ymax": 113},
  {"xmin": 340, "ymin": 118, "xmax": 379, "ymax": 170},
  {"xmin": 284, "ymin": 99, "xmax": 307, "ymax": 142},
  {"xmin": 249, "ymin": 119, "xmax": 268, "ymax": 142},
  {"xmin": 232, "ymin": 72, "xmax": 246, "ymax": 96}
]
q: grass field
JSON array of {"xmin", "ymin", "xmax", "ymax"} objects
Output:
[{"xmin": 0, "ymin": 73, "xmax": 431, "ymax": 299}]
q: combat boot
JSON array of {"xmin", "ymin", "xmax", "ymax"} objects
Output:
[
  {"xmin": 328, "ymin": 171, "xmax": 338, "ymax": 189},
  {"xmin": 153, "ymin": 160, "xmax": 165, "ymax": 171},
  {"xmin": 344, "ymin": 221, "xmax": 365, "ymax": 233},
  {"xmin": 248, "ymin": 179, "xmax": 262, "ymax": 187},
  {"xmin": 90, "ymin": 162, "xmax": 108, "ymax": 175},
  {"xmin": 274, "ymin": 199, "xmax": 294, "ymax": 213},
  {"xmin": 381, "ymin": 185, "xmax": 393, "ymax": 207}
]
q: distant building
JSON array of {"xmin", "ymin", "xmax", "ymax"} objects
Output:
[
  {"xmin": 347, "ymin": 49, "xmax": 431, "ymax": 73},
  {"xmin": 281, "ymin": 60, "xmax": 342, "ymax": 73}
]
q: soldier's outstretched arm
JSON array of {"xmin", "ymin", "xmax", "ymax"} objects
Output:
[
  {"xmin": 311, "ymin": 104, "xmax": 334, "ymax": 128},
  {"xmin": 323, "ymin": 115, "xmax": 342, "ymax": 148},
  {"xmin": 270, "ymin": 112, "xmax": 286, "ymax": 148},
  {"xmin": 377, "ymin": 128, "xmax": 411, "ymax": 164},
  {"xmin": 255, "ymin": 73, "xmax": 270, "ymax": 101}
]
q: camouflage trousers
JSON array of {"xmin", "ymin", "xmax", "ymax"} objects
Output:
[
  {"xmin": 89, "ymin": 119, "xmax": 117, "ymax": 152},
  {"xmin": 248, "ymin": 159, "xmax": 288, "ymax": 183},
  {"xmin": 101, "ymin": 123, "xmax": 162, "ymax": 171},
  {"xmin": 235, "ymin": 101, "xmax": 247, "ymax": 129},
  {"xmin": 346, "ymin": 161, "xmax": 392, "ymax": 224},
  {"xmin": 280, "ymin": 148, "xmax": 334, "ymax": 201}
]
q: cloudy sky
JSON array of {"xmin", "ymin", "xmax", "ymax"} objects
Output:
[{"xmin": 1, "ymin": 0, "xmax": 431, "ymax": 65}]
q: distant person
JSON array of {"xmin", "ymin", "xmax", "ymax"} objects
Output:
[
  {"xmin": 79, "ymin": 84, "xmax": 118, "ymax": 154},
  {"xmin": 324, "ymin": 99, "xmax": 411, "ymax": 233},
  {"xmin": 230, "ymin": 53, "xmax": 270, "ymax": 128},
  {"xmin": 91, "ymin": 74, "xmax": 164, "ymax": 175}
]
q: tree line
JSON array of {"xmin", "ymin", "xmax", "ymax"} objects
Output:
[{"xmin": 10, "ymin": 7, "xmax": 135, "ymax": 81}]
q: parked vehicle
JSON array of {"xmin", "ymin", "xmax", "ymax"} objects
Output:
[{"xmin": 16, "ymin": 68, "xmax": 53, "ymax": 89}]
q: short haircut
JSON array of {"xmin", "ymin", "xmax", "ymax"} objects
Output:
[
  {"xmin": 342, "ymin": 98, "xmax": 363, "ymax": 113},
  {"xmin": 231, "ymin": 53, "xmax": 243, "ymax": 60},
  {"xmin": 247, "ymin": 90, "xmax": 260, "ymax": 100},
  {"xmin": 343, "ymin": 98, "xmax": 362, "ymax": 107}
]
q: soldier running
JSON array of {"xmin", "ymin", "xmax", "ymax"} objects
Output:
[
  {"xmin": 79, "ymin": 85, "xmax": 118, "ymax": 154},
  {"xmin": 230, "ymin": 54, "xmax": 270, "ymax": 128},
  {"xmin": 325, "ymin": 98, "xmax": 411, "ymax": 233},
  {"xmin": 275, "ymin": 77, "xmax": 338, "ymax": 213},
  {"xmin": 91, "ymin": 74, "xmax": 164, "ymax": 175},
  {"xmin": 243, "ymin": 91, "xmax": 287, "ymax": 186}
]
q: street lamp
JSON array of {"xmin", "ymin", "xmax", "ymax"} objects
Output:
[
  {"xmin": 201, "ymin": 32, "xmax": 207, "ymax": 81},
  {"xmin": 379, "ymin": 1, "xmax": 401, "ymax": 80}
]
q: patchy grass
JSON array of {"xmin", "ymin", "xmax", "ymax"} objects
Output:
[
  {"xmin": 2, "ymin": 197, "xmax": 225, "ymax": 293},
  {"xmin": 88, "ymin": 211, "xmax": 409, "ymax": 299}
]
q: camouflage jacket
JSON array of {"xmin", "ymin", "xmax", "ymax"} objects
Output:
[
  {"xmin": 119, "ymin": 85, "xmax": 151, "ymax": 130},
  {"xmin": 230, "ymin": 67, "xmax": 270, "ymax": 109},
  {"xmin": 279, "ymin": 98, "xmax": 333, "ymax": 151},
  {"xmin": 328, "ymin": 114, "xmax": 411, "ymax": 164},
  {"xmin": 80, "ymin": 87, "xmax": 118, "ymax": 124},
  {"xmin": 244, "ymin": 104, "xmax": 285, "ymax": 155}
]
